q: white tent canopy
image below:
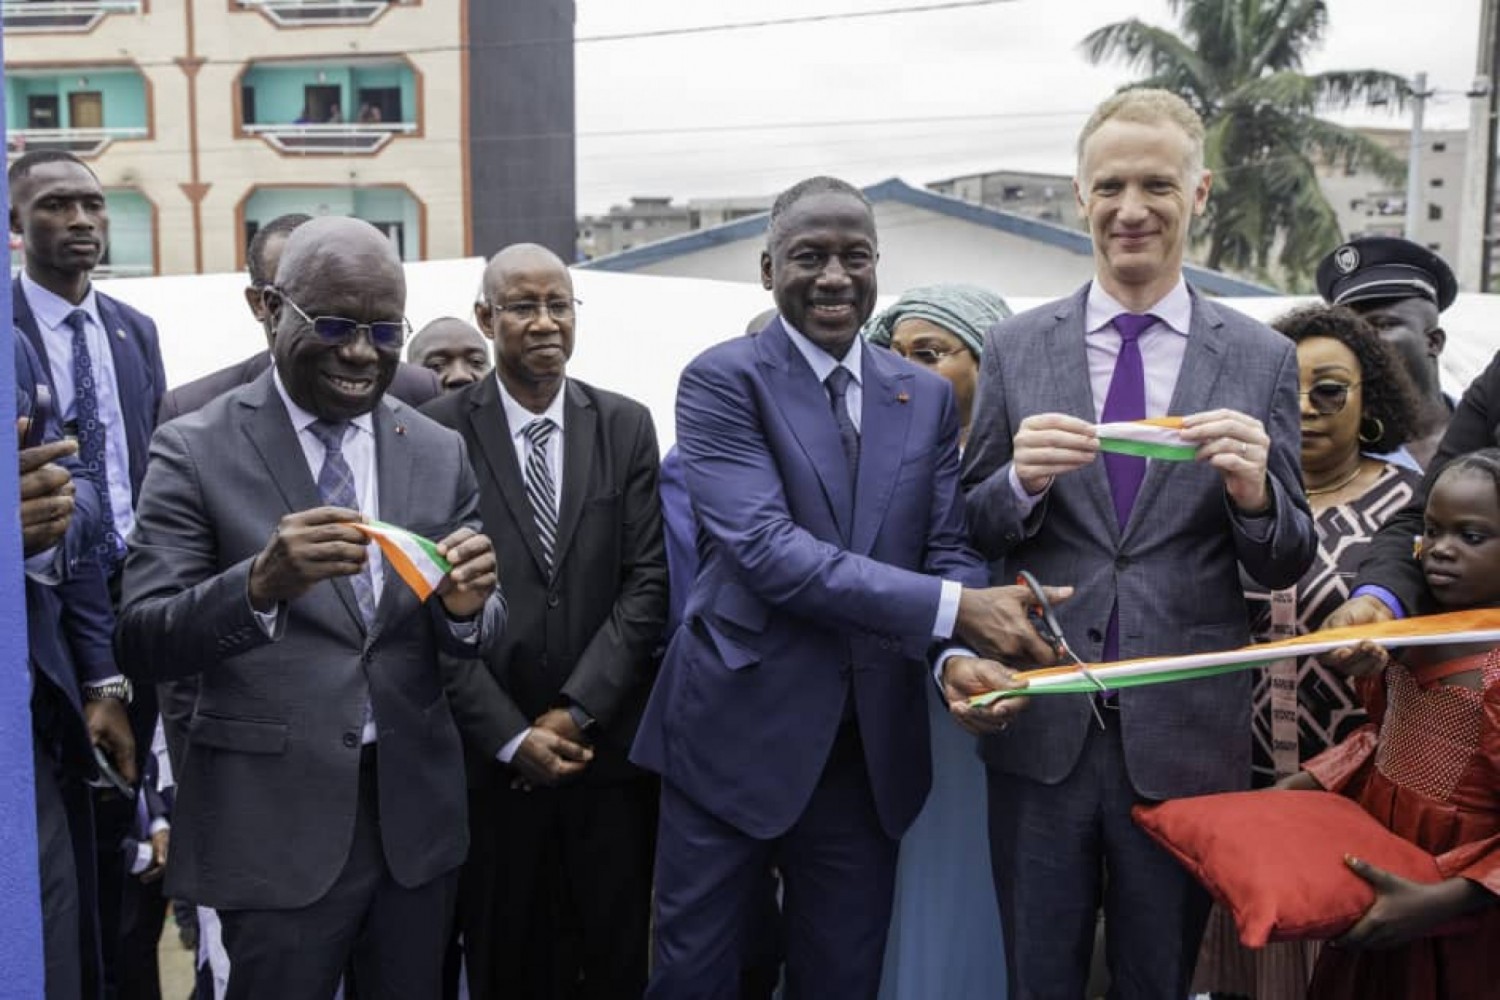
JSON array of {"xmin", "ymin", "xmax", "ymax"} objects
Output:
[{"xmin": 97, "ymin": 262, "xmax": 1497, "ymax": 451}]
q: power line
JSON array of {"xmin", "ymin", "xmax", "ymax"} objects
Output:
[{"xmin": 575, "ymin": 1, "xmax": 1018, "ymax": 43}]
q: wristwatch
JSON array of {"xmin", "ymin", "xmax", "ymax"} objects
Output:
[{"xmin": 83, "ymin": 677, "xmax": 134, "ymax": 705}]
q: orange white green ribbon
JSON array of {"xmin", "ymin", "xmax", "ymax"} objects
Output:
[
  {"xmin": 1095, "ymin": 416, "xmax": 1196, "ymax": 461},
  {"xmin": 967, "ymin": 609, "xmax": 1500, "ymax": 706},
  {"xmin": 351, "ymin": 520, "xmax": 451, "ymax": 602}
]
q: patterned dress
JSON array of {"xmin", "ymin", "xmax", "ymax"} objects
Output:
[
  {"xmin": 1193, "ymin": 462, "xmax": 1420, "ymax": 998},
  {"xmin": 1305, "ymin": 648, "xmax": 1500, "ymax": 999}
]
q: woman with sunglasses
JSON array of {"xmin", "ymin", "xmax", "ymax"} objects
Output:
[
  {"xmin": 862, "ymin": 283, "xmax": 1011, "ymax": 1000},
  {"xmin": 1194, "ymin": 304, "xmax": 1422, "ymax": 1000}
]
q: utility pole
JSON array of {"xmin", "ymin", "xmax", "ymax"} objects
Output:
[
  {"xmin": 1405, "ymin": 72, "xmax": 1431, "ymax": 242},
  {"xmin": 1460, "ymin": 0, "xmax": 1500, "ymax": 291}
]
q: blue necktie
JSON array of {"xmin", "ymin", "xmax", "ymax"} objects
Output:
[
  {"xmin": 308, "ymin": 419, "xmax": 376, "ymax": 626},
  {"xmin": 824, "ymin": 366, "xmax": 860, "ymax": 486},
  {"xmin": 64, "ymin": 309, "xmax": 122, "ymax": 570}
]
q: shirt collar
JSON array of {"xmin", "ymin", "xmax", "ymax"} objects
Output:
[
  {"xmin": 271, "ymin": 367, "xmax": 376, "ymax": 439},
  {"xmin": 1084, "ymin": 277, "xmax": 1192, "ymax": 336},
  {"xmin": 783, "ymin": 318, "xmax": 863, "ymax": 386},
  {"xmin": 21, "ymin": 270, "xmax": 102, "ymax": 335},
  {"xmin": 496, "ymin": 373, "xmax": 567, "ymax": 439}
]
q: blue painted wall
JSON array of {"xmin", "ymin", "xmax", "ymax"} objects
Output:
[
  {"xmin": 0, "ymin": 19, "xmax": 49, "ymax": 995},
  {"xmin": 245, "ymin": 187, "xmax": 422, "ymax": 260},
  {"xmin": 242, "ymin": 62, "xmax": 414, "ymax": 124},
  {"xmin": 105, "ymin": 189, "xmax": 154, "ymax": 273},
  {"xmin": 5, "ymin": 69, "xmax": 148, "ymax": 130}
]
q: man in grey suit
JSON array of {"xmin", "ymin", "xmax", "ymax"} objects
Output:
[
  {"xmin": 116, "ymin": 216, "xmax": 506, "ymax": 999},
  {"xmin": 961, "ymin": 89, "xmax": 1316, "ymax": 997}
]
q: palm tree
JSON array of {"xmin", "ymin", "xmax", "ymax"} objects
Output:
[{"xmin": 1081, "ymin": 0, "xmax": 1409, "ymax": 289}]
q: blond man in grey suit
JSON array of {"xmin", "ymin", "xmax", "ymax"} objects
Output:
[{"xmin": 960, "ymin": 89, "xmax": 1316, "ymax": 998}]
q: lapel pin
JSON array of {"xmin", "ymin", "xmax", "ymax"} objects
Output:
[
  {"xmin": 114, "ymin": 328, "xmax": 126, "ymax": 341},
  {"xmin": 896, "ymin": 392, "xmax": 910, "ymax": 404},
  {"xmin": 395, "ymin": 424, "xmax": 407, "ymax": 436}
]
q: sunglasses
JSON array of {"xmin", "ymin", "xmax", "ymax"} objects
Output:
[
  {"xmin": 1300, "ymin": 381, "xmax": 1361, "ymax": 416},
  {"xmin": 896, "ymin": 346, "xmax": 965, "ymax": 366},
  {"xmin": 272, "ymin": 290, "xmax": 410, "ymax": 349}
]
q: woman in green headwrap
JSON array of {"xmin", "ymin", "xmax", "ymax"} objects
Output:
[
  {"xmin": 864, "ymin": 283, "xmax": 1011, "ymax": 1000},
  {"xmin": 862, "ymin": 283, "xmax": 1010, "ymax": 451}
]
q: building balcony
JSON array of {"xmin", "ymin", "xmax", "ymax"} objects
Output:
[
  {"xmin": 236, "ymin": 0, "xmax": 402, "ymax": 27},
  {"xmin": 1, "ymin": 0, "xmax": 140, "ymax": 34},
  {"xmin": 243, "ymin": 185, "xmax": 422, "ymax": 261},
  {"xmin": 5, "ymin": 126, "xmax": 148, "ymax": 158},
  {"xmin": 241, "ymin": 121, "xmax": 416, "ymax": 154},
  {"xmin": 239, "ymin": 57, "xmax": 419, "ymax": 156}
]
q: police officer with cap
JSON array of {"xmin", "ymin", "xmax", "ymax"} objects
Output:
[{"xmin": 1316, "ymin": 235, "xmax": 1458, "ymax": 470}]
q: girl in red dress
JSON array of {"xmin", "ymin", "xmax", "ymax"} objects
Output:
[{"xmin": 1290, "ymin": 449, "xmax": 1500, "ymax": 999}]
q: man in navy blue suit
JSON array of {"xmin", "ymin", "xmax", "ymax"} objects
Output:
[
  {"xmin": 17, "ymin": 332, "xmax": 135, "ymax": 1000},
  {"xmin": 10, "ymin": 149, "xmax": 166, "ymax": 997},
  {"xmin": 632, "ymin": 176, "xmax": 1060, "ymax": 998}
]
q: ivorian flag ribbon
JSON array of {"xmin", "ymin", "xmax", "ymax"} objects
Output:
[
  {"xmin": 351, "ymin": 520, "xmax": 451, "ymax": 602},
  {"xmin": 967, "ymin": 609, "xmax": 1500, "ymax": 706},
  {"xmin": 1095, "ymin": 416, "xmax": 1197, "ymax": 461}
]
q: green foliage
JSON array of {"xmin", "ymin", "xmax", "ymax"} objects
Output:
[{"xmin": 1081, "ymin": 0, "xmax": 1409, "ymax": 289}]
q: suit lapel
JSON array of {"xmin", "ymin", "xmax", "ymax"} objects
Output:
[
  {"xmin": 1127, "ymin": 288, "xmax": 1228, "ymax": 532},
  {"xmin": 12, "ymin": 277, "xmax": 55, "ymax": 392},
  {"xmin": 367, "ymin": 399, "xmax": 416, "ymax": 645},
  {"xmin": 552, "ymin": 381, "xmax": 595, "ymax": 573},
  {"xmin": 95, "ymin": 293, "xmax": 152, "ymax": 493},
  {"xmin": 467, "ymin": 377, "xmax": 552, "ymax": 579},
  {"xmin": 239, "ymin": 373, "xmax": 366, "ymax": 636},
  {"xmin": 851, "ymin": 348, "xmax": 913, "ymax": 555},
  {"xmin": 759, "ymin": 321, "xmax": 855, "ymax": 542},
  {"xmin": 1049, "ymin": 291, "xmax": 1120, "ymax": 539}
]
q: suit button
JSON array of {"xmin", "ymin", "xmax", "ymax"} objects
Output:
[
  {"xmin": 547, "ymin": 593, "xmax": 560, "ymax": 608},
  {"xmin": 1115, "ymin": 556, "xmax": 1131, "ymax": 570},
  {"xmin": 342, "ymin": 732, "xmax": 358, "ymax": 749},
  {"xmin": 1087, "ymin": 628, "xmax": 1103, "ymax": 644}
]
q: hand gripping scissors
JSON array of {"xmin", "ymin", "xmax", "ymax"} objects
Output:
[{"xmin": 1016, "ymin": 570, "xmax": 1110, "ymax": 730}]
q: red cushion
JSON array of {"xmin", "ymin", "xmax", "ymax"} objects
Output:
[{"xmin": 1132, "ymin": 790, "xmax": 1442, "ymax": 947}]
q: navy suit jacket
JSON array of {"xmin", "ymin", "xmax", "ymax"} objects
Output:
[
  {"xmin": 17, "ymin": 335, "xmax": 117, "ymax": 767},
  {"xmin": 631, "ymin": 318, "xmax": 989, "ymax": 840},
  {"xmin": 13, "ymin": 274, "xmax": 167, "ymax": 503}
]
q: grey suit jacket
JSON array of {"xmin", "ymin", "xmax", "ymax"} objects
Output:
[
  {"xmin": 962, "ymin": 283, "xmax": 1315, "ymax": 800},
  {"xmin": 116, "ymin": 371, "xmax": 505, "ymax": 910}
]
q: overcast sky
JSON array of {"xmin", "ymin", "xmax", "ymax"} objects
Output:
[{"xmin": 573, "ymin": 0, "xmax": 1484, "ymax": 215}]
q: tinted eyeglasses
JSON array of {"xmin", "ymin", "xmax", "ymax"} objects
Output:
[
  {"xmin": 273, "ymin": 291, "xmax": 410, "ymax": 349},
  {"xmin": 1300, "ymin": 381, "xmax": 1361, "ymax": 416},
  {"xmin": 897, "ymin": 346, "xmax": 965, "ymax": 366}
]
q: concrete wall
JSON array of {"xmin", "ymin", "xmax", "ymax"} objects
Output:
[{"xmin": 631, "ymin": 201, "xmax": 1098, "ymax": 299}]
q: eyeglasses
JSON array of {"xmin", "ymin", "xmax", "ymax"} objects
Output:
[
  {"xmin": 898, "ymin": 346, "xmax": 965, "ymax": 366},
  {"xmin": 490, "ymin": 298, "xmax": 581, "ymax": 323},
  {"xmin": 1300, "ymin": 381, "xmax": 1362, "ymax": 416},
  {"xmin": 273, "ymin": 291, "xmax": 409, "ymax": 350}
]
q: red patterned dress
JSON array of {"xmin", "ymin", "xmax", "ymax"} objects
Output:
[{"xmin": 1303, "ymin": 647, "xmax": 1500, "ymax": 1000}]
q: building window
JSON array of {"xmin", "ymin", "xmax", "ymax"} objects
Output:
[
  {"xmin": 1429, "ymin": 204, "xmax": 1443, "ymax": 221},
  {"xmin": 1431, "ymin": 177, "xmax": 1445, "ymax": 188},
  {"xmin": 1434, "ymin": 142, "xmax": 1447, "ymax": 152}
]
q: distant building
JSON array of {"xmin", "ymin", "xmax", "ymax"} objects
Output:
[
  {"xmin": 926, "ymin": 169, "xmax": 1081, "ymax": 230},
  {"xmin": 579, "ymin": 177, "xmax": 1271, "ymax": 299},
  {"xmin": 1316, "ymin": 127, "xmax": 1465, "ymax": 258},
  {"xmin": 4, "ymin": 0, "xmax": 576, "ymax": 276},
  {"xmin": 578, "ymin": 194, "xmax": 772, "ymax": 259}
]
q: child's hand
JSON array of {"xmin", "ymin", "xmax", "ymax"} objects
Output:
[{"xmin": 1335, "ymin": 857, "xmax": 1489, "ymax": 949}]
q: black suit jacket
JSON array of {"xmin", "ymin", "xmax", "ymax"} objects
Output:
[
  {"xmin": 158, "ymin": 350, "xmax": 441, "ymax": 423},
  {"xmin": 421, "ymin": 377, "xmax": 668, "ymax": 784}
]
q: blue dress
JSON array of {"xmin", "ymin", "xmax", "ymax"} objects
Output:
[{"xmin": 878, "ymin": 679, "xmax": 1008, "ymax": 999}]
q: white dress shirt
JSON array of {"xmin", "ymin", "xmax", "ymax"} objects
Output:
[
  {"xmin": 782, "ymin": 322, "xmax": 962, "ymax": 641},
  {"xmin": 495, "ymin": 375, "xmax": 568, "ymax": 765},
  {"xmin": 22, "ymin": 272, "xmax": 136, "ymax": 543}
]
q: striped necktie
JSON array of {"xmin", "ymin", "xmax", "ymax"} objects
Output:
[
  {"xmin": 308, "ymin": 419, "xmax": 376, "ymax": 626},
  {"xmin": 522, "ymin": 418, "xmax": 559, "ymax": 571}
]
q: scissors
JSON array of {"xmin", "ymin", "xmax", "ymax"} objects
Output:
[{"xmin": 1016, "ymin": 570, "xmax": 1110, "ymax": 729}]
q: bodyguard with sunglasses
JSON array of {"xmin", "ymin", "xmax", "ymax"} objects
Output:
[{"xmin": 117, "ymin": 217, "xmax": 505, "ymax": 999}]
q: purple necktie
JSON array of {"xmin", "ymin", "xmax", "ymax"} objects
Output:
[
  {"xmin": 1099, "ymin": 312, "xmax": 1157, "ymax": 668},
  {"xmin": 1100, "ymin": 313, "xmax": 1156, "ymax": 528}
]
